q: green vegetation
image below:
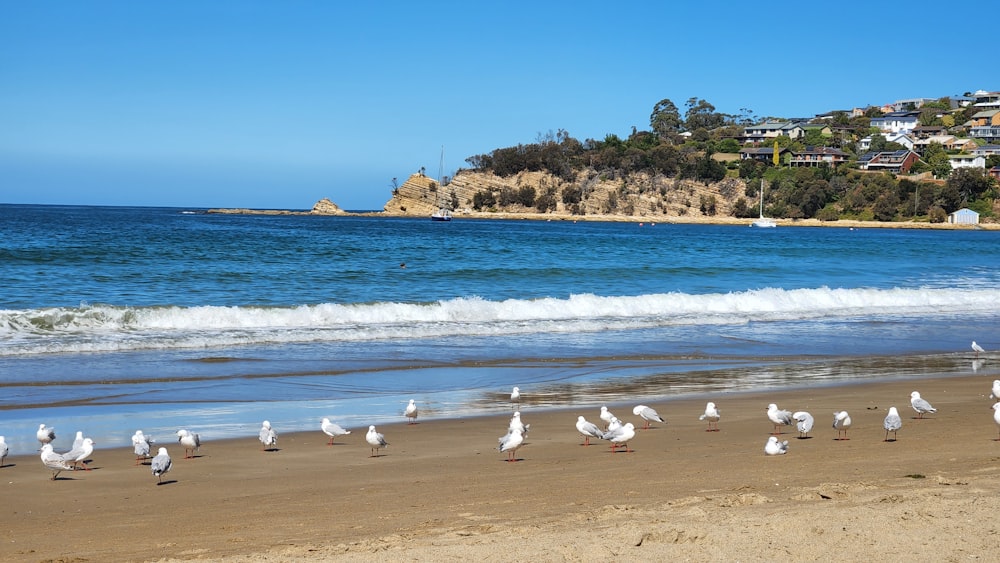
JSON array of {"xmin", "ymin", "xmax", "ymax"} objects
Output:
[{"xmin": 461, "ymin": 96, "xmax": 998, "ymax": 221}]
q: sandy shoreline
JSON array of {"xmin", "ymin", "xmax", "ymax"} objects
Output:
[{"xmin": 4, "ymin": 372, "xmax": 1000, "ymax": 561}]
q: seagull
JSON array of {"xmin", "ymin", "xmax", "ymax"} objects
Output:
[
  {"xmin": 833, "ymin": 411, "xmax": 852, "ymax": 440},
  {"xmin": 792, "ymin": 411, "xmax": 814, "ymax": 438},
  {"xmin": 36, "ymin": 424, "xmax": 56, "ymax": 446},
  {"xmin": 606, "ymin": 416, "xmax": 623, "ymax": 434},
  {"xmin": 601, "ymin": 422, "xmax": 636, "ymax": 453},
  {"xmin": 498, "ymin": 427, "xmax": 524, "ymax": 462},
  {"xmin": 633, "ymin": 405, "xmax": 665, "ymax": 430},
  {"xmin": 405, "ymin": 399, "xmax": 418, "ymax": 424},
  {"xmin": 509, "ymin": 411, "xmax": 530, "ymax": 437},
  {"xmin": 766, "ymin": 404, "xmax": 794, "ymax": 435},
  {"xmin": 62, "ymin": 437, "xmax": 95, "ymax": 470},
  {"xmin": 599, "ymin": 406, "xmax": 615, "ymax": 429},
  {"xmin": 990, "ymin": 380, "xmax": 1000, "ymax": 402},
  {"xmin": 972, "ymin": 340, "xmax": 985, "ymax": 358},
  {"xmin": 71, "ymin": 431, "xmax": 85, "ymax": 452},
  {"xmin": 176, "ymin": 429, "xmax": 201, "ymax": 458},
  {"xmin": 259, "ymin": 420, "xmax": 278, "ymax": 451},
  {"xmin": 699, "ymin": 402, "xmax": 721, "ymax": 432},
  {"xmin": 510, "ymin": 386, "xmax": 521, "ymax": 409},
  {"xmin": 910, "ymin": 391, "xmax": 936, "ymax": 419},
  {"xmin": 40, "ymin": 444, "xmax": 74, "ymax": 480},
  {"xmin": 132, "ymin": 430, "xmax": 154, "ymax": 465},
  {"xmin": 993, "ymin": 403, "xmax": 1000, "ymax": 441},
  {"xmin": 321, "ymin": 418, "xmax": 351, "ymax": 445},
  {"xmin": 366, "ymin": 425, "xmax": 388, "ymax": 457},
  {"xmin": 0, "ymin": 436, "xmax": 8, "ymax": 467},
  {"xmin": 575, "ymin": 415, "xmax": 603, "ymax": 446},
  {"xmin": 883, "ymin": 406, "xmax": 902, "ymax": 441},
  {"xmin": 764, "ymin": 436, "xmax": 788, "ymax": 455},
  {"xmin": 151, "ymin": 447, "xmax": 172, "ymax": 484}
]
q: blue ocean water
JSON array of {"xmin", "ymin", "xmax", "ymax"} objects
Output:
[{"xmin": 1, "ymin": 204, "xmax": 998, "ymax": 454}]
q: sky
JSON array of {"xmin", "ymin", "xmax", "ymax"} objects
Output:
[{"xmin": 0, "ymin": 1, "xmax": 989, "ymax": 210}]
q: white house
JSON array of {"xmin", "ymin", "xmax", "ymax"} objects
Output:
[
  {"xmin": 857, "ymin": 132, "xmax": 914, "ymax": 152},
  {"xmin": 870, "ymin": 111, "xmax": 921, "ymax": 134},
  {"xmin": 947, "ymin": 154, "xmax": 986, "ymax": 170},
  {"xmin": 948, "ymin": 208, "xmax": 980, "ymax": 224}
]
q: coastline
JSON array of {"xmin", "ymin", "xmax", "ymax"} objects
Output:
[{"xmin": 4, "ymin": 371, "xmax": 1000, "ymax": 561}]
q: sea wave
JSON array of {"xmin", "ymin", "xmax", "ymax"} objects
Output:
[{"xmin": 1, "ymin": 287, "xmax": 997, "ymax": 356}]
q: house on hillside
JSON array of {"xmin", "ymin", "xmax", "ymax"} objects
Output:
[
  {"xmin": 989, "ymin": 166, "xmax": 1000, "ymax": 181},
  {"xmin": 968, "ymin": 109, "xmax": 1000, "ymax": 142},
  {"xmin": 972, "ymin": 90, "xmax": 1000, "ymax": 109},
  {"xmin": 870, "ymin": 111, "xmax": 921, "ymax": 134},
  {"xmin": 789, "ymin": 147, "xmax": 849, "ymax": 167},
  {"xmin": 891, "ymin": 98, "xmax": 937, "ymax": 111},
  {"xmin": 972, "ymin": 144, "xmax": 1000, "ymax": 157},
  {"xmin": 948, "ymin": 154, "xmax": 986, "ymax": 170},
  {"xmin": 912, "ymin": 135, "xmax": 978, "ymax": 156},
  {"xmin": 912, "ymin": 125, "xmax": 948, "ymax": 139},
  {"xmin": 742, "ymin": 121, "xmax": 806, "ymax": 145},
  {"xmin": 857, "ymin": 133, "xmax": 914, "ymax": 152},
  {"xmin": 858, "ymin": 150, "xmax": 920, "ymax": 174},
  {"xmin": 948, "ymin": 208, "xmax": 980, "ymax": 224},
  {"xmin": 739, "ymin": 146, "xmax": 791, "ymax": 163}
]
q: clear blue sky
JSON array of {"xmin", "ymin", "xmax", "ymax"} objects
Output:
[{"xmin": 1, "ymin": 1, "xmax": 988, "ymax": 210}]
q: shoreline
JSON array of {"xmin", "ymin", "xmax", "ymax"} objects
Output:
[{"xmin": 4, "ymin": 371, "xmax": 1000, "ymax": 561}]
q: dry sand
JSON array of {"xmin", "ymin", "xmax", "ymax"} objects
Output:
[{"xmin": 4, "ymin": 374, "xmax": 1000, "ymax": 562}]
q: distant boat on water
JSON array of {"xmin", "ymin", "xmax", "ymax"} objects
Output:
[
  {"xmin": 751, "ymin": 179, "xmax": 777, "ymax": 228},
  {"xmin": 431, "ymin": 208, "xmax": 452, "ymax": 221}
]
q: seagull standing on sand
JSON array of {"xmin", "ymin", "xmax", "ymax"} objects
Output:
[
  {"xmin": 633, "ymin": 405, "xmax": 665, "ymax": 430},
  {"xmin": 40, "ymin": 444, "xmax": 74, "ymax": 480},
  {"xmin": 792, "ymin": 411, "xmax": 814, "ymax": 438},
  {"xmin": 992, "ymin": 403, "xmax": 1000, "ymax": 441},
  {"xmin": 910, "ymin": 391, "xmax": 936, "ymax": 419},
  {"xmin": 509, "ymin": 411, "xmax": 530, "ymax": 438},
  {"xmin": 764, "ymin": 436, "xmax": 788, "ymax": 455},
  {"xmin": 132, "ymin": 430, "xmax": 154, "ymax": 465},
  {"xmin": 599, "ymin": 406, "xmax": 615, "ymax": 429},
  {"xmin": 366, "ymin": 425, "xmax": 388, "ymax": 457},
  {"xmin": 259, "ymin": 420, "xmax": 278, "ymax": 451},
  {"xmin": 62, "ymin": 437, "xmax": 95, "ymax": 470},
  {"xmin": 510, "ymin": 386, "xmax": 521, "ymax": 409},
  {"xmin": 36, "ymin": 424, "xmax": 56, "ymax": 446},
  {"xmin": 972, "ymin": 341, "xmax": 985, "ymax": 358},
  {"xmin": 151, "ymin": 447, "xmax": 172, "ymax": 484},
  {"xmin": 990, "ymin": 380, "xmax": 1000, "ymax": 402},
  {"xmin": 575, "ymin": 416, "xmax": 603, "ymax": 446},
  {"xmin": 699, "ymin": 402, "xmax": 721, "ymax": 432},
  {"xmin": 601, "ymin": 422, "xmax": 636, "ymax": 453},
  {"xmin": 883, "ymin": 407, "xmax": 902, "ymax": 441},
  {"xmin": 405, "ymin": 399, "xmax": 418, "ymax": 424},
  {"xmin": 176, "ymin": 429, "xmax": 201, "ymax": 458},
  {"xmin": 0, "ymin": 436, "xmax": 8, "ymax": 467},
  {"xmin": 321, "ymin": 418, "xmax": 351, "ymax": 445},
  {"xmin": 766, "ymin": 404, "xmax": 794, "ymax": 435},
  {"xmin": 833, "ymin": 411, "xmax": 852, "ymax": 440},
  {"xmin": 498, "ymin": 427, "xmax": 524, "ymax": 462}
]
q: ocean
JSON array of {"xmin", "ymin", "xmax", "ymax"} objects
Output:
[{"xmin": 1, "ymin": 204, "xmax": 998, "ymax": 455}]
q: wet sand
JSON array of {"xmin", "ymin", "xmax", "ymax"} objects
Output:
[{"xmin": 3, "ymin": 373, "xmax": 1000, "ymax": 561}]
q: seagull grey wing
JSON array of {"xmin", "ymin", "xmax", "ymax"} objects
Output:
[
  {"xmin": 134, "ymin": 441, "xmax": 150, "ymax": 457},
  {"xmin": 884, "ymin": 413, "xmax": 902, "ymax": 431},
  {"xmin": 151, "ymin": 453, "xmax": 171, "ymax": 476}
]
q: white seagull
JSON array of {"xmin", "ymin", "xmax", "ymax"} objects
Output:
[
  {"xmin": 766, "ymin": 404, "xmax": 794, "ymax": 435},
  {"xmin": 132, "ymin": 430, "xmax": 154, "ymax": 465},
  {"xmin": 510, "ymin": 386, "xmax": 521, "ymax": 408},
  {"xmin": 764, "ymin": 436, "xmax": 788, "ymax": 455},
  {"xmin": 509, "ymin": 411, "xmax": 530, "ymax": 437},
  {"xmin": 40, "ymin": 443, "xmax": 74, "ymax": 480},
  {"xmin": 0, "ymin": 436, "xmax": 8, "ymax": 467},
  {"xmin": 575, "ymin": 415, "xmax": 603, "ymax": 446},
  {"xmin": 792, "ymin": 411, "xmax": 814, "ymax": 438},
  {"xmin": 972, "ymin": 340, "xmax": 985, "ymax": 358},
  {"xmin": 321, "ymin": 418, "xmax": 351, "ymax": 445},
  {"xmin": 910, "ymin": 391, "xmax": 936, "ymax": 419},
  {"xmin": 990, "ymin": 380, "xmax": 1000, "ymax": 402},
  {"xmin": 883, "ymin": 406, "xmax": 902, "ymax": 441},
  {"xmin": 36, "ymin": 424, "xmax": 56, "ymax": 446},
  {"xmin": 71, "ymin": 431, "xmax": 85, "ymax": 452},
  {"xmin": 405, "ymin": 399, "xmax": 418, "ymax": 424},
  {"xmin": 176, "ymin": 429, "xmax": 202, "ymax": 458},
  {"xmin": 633, "ymin": 405, "xmax": 665, "ymax": 430},
  {"xmin": 151, "ymin": 447, "xmax": 172, "ymax": 484},
  {"xmin": 833, "ymin": 411, "xmax": 852, "ymax": 440},
  {"xmin": 992, "ymin": 403, "xmax": 1000, "ymax": 441},
  {"xmin": 599, "ymin": 406, "xmax": 615, "ymax": 429},
  {"xmin": 366, "ymin": 425, "xmax": 388, "ymax": 457},
  {"xmin": 498, "ymin": 427, "xmax": 524, "ymax": 462},
  {"xmin": 601, "ymin": 422, "xmax": 636, "ymax": 453},
  {"xmin": 259, "ymin": 420, "xmax": 278, "ymax": 451},
  {"xmin": 699, "ymin": 402, "xmax": 721, "ymax": 432},
  {"xmin": 62, "ymin": 437, "xmax": 95, "ymax": 471}
]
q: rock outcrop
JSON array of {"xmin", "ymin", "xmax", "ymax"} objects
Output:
[{"xmin": 311, "ymin": 198, "xmax": 346, "ymax": 215}]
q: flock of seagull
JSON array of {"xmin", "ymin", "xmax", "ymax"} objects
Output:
[{"xmin": 6, "ymin": 342, "xmax": 995, "ymax": 480}]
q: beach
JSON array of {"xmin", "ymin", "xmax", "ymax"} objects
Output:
[{"xmin": 4, "ymin": 372, "xmax": 999, "ymax": 562}]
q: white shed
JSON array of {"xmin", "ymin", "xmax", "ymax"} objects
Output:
[{"xmin": 948, "ymin": 208, "xmax": 980, "ymax": 224}]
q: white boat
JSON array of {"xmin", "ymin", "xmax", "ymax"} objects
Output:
[
  {"xmin": 751, "ymin": 179, "xmax": 777, "ymax": 228},
  {"xmin": 430, "ymin": 146, "xmax": 453, "ymax": 222},
  {"xmin": 431, "ymin": 208, "xmax": 452, "ymax": 221}
]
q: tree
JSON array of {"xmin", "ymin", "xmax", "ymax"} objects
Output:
[
  {"xmin": 684, "ymin": 98, "xmax": 726, "ymax": 131},
  {"xmin": 948, "ymin": 168, "xmax": 996, "ymax": 204},
  {"xmin": 650, "ymin": 98, "xmax": 682, "ymax": 138}
]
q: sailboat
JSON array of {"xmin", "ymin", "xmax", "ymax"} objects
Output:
[
  {"xmin": 751, "ymin": 179, "xmax": 777, "ymax": 228},
  {"xmin": 431, "ymin": 146, "xmax": 453, "ymax": 221}
]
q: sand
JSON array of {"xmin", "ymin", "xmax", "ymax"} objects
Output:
[{"xmin": 3, "ymin": 373, "xmax": 1000, "ymax": 562}]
